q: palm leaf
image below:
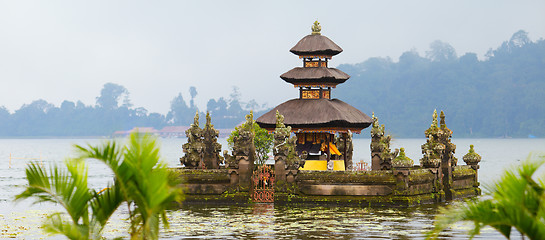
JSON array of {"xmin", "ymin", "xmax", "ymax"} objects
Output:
[{"xmin": 428, "ymin": 153, "xmax": 545, "ymax": 239}]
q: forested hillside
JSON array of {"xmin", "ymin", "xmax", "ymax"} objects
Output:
[{"xmin": 336, "ymin": 30, "xmax": 545, "ymax": 138}]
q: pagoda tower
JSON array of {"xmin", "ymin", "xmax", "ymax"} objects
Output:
[{"xmin": 257, "ymin": 21, "xmax": 372, "ymax": 170}]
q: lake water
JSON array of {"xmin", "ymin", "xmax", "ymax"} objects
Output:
[{"xmin": 0, "ymin": 138, "xmax": 544, "ymax": 239}]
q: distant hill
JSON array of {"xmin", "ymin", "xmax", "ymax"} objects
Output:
[{"xmin": 336, "ymin": 30, "xmax": 545, "ymax": 138}]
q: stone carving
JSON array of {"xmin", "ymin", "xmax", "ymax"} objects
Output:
[
  {"xmin": 463, "ymin": 144, "xmax": 481, "ymax": 166},
  {"xmin": 392, "ymin": 148, "xmax": 414, "ymax": 169},
  {"xmin": 181, "ymin": 111, "xmax": 223, "ymax": 169},
  {"xmin": 273, "ymin": 111, "xmax": 304, "ymax": 170},
  {"xmin": 420, "ymin": 110, "xmax": 457, "ymax": 168},
  {"xmin": 336, "ymin": 132, "xmax": 354, "ymax": 171},
  {"xmin": 370, "ymin": 113, "xmax": 398, "ymax": 170},
  {"xmin": 224, "ymin": 112, "xmax": 256, "ymax": 169},
  {"xmin": 181, "ymin": 112, "xmax": 204, "ymax": 169},
  {"xmin": 202, "ymin": 112, "xmax": 223, "ymax": 169}
]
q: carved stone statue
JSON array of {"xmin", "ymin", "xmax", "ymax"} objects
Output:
[
  {"xmin": 223, "ymin": 112, "xmax": 256, "ymax": 189},
  {"xmin": 181, "ymin": 111, "xmax": 224, "ymax": 169},
  {"xmin": 370, "ymin": 113, "xmax": 398, "ymax": 170},
  {"xmin": 202, "ymin": 112, "xmax": 223, "ymax": 169},
  {"xmin": 181, "ymin": 112, "xmax": 204, "ymax": 169},
  {"xmin": 273, "ymin": 111, "xmax": 304, "ymax": 171},
  {"xmin": 336, "ymin": 132, "xmax": 354, "ymax": 171}
]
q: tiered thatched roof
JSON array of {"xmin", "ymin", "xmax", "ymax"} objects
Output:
[
  {"xmin": 256, "ymin": 99, "xmax": 372, "ymax": 133},
  {"xmin": 290, "ymin": 34, "xmax": 343, "ymax": 56},
  {"xmin": 280, "ymin": 67, "xmax": 349, "ymax": 86}
]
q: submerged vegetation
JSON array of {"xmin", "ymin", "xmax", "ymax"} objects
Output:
[
  {"xmin": 428, "ymin": 153, "xmax": 545, "ymax": 239},
  {"xmin": 15, "ymin": 133, "xmax": 183, "ymax": 239}
]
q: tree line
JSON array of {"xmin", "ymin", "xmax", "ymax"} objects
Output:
[
  {"xmin": 0, "ymin": 83, "xmax": 267, "ymax": 137},
  {"xmin": 336, "ymin": 30, "xmax": 545, "ymax": 138}
]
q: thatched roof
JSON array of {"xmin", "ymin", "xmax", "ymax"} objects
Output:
[
  {"xmin": 290, "ymin": 34, "xmax": 343, "ymax": 56},
  {"xmin": 280, "ymin": 67, "xmax": 350, "ymax": 85},
  {"xmin": 256, "ymin": 98, "xmax": 372, "ymax": 133}
]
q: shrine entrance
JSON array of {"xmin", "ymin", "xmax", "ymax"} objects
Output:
[{"xmin": 251, "ymin": 165, "xmax": 275, "ymax": 203}]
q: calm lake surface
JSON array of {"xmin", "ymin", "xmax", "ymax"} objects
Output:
[{"xmin": 0, "ymin": 138, "xmax": 544, "ymax": 239}]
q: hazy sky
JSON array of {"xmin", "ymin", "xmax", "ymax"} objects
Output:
[{"xmin": 1, "ymin": 1, "xmax": 544, "ymax": 114}]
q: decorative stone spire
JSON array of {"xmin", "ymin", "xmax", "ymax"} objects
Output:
[
  {"xmin": 432, "ymin": 109, "xmax": 438, "ymax": 128},
  {"xmin": 311, "ymin": 20, "xmax": 321, "ymax": 35},
  {"xmin": 463, "ymin": 145, "xmax": 481, "ymax": 166},
  {"xmin": 440, "ymin": 110, "xmax": 446, "ymax": 129},
  {"xmin": 193, "ymin": 111, "xmax": 200, "ymax": 127}
]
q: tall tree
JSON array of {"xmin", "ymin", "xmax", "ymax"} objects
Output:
[
  {"xmin": 189, "ymin": 86, "xmax": 198, "ymax": 109},
  {"xmin": 426, "ymin": 40, "xmax": 457, "ymax": 62},
  {"xmin": 96, "ymin": 83, "xmax": 130, "ymax": 110},
  {"xmin": 167, "ymin": 92, "xmax": 191, "ymax": 125}
]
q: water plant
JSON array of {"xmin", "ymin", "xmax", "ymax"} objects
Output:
[
  {"xmin": 427, "ymin": 153, "xmax": 545, "ymax": 239},
  {"xmin": 15, "ymin": 132, "xmax": 183, "ymax": 240}
]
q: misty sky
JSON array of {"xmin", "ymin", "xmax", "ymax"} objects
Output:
[{"xmin": 1, "ymin": 1, "xmax": 544, "ymax": 114}]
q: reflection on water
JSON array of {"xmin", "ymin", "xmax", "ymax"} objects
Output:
[
  {"xmin": 0, "ymin": 138, "xmax": 542, "ymax": 239},
  {"xmin": 157, "ymin": 203, "xmax": 505, "ymax": 239}
]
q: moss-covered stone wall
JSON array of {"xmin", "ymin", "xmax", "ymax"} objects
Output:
[{"xmin": 173, "ymin": 166, "xmax": 480, "ymax": 206}]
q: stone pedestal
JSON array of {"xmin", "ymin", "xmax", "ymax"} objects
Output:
[{"xmin": 237, "ymin": 158, "xmax": 252, "ymax": 190}]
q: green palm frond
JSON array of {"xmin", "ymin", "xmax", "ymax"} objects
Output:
[
  {"xmin": 74, "ymin": 132, "xmax": 184, "ymax": 240},
  {"xmin": 15, "ymin": 160, "xmax": 100, "ymax": 239},
  {"xmin": 42, "ymin": 213, "xmax": 90, "ymax": 240},
  {"xmin": 428, "ymin": 153, "xmax": 545, "ymax": 240},
  {"xmin": 16, "ymin": 132, "xmax": 184, "ymax": 240},
  {"xmin": 90, "ymin": 184, "xmax": 124, "ymax": 227},
  {"xmin": 15, "ymin": 160, "xmax": 93, "ymax": 224}
]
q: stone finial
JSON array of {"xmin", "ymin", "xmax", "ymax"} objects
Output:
[
  {"xmin": 206, "ymin": 111, "xmax": 212, "ymax": 127},
  {"xmin": 432, "ymin": 109, "xmax": 438, "ymax": 128},
  {"xmin": 392, "ymin": 148, "xmax": 414, "ymax": 168},
  {"xmin": 463, "ymin": 144, "xmax": 481, "ymax": 166},
  {"xmin": 440, "ymin": 110, "xmax": 446, "ymax": 129},
  {"xmin": 245, "ymin": 111, "xmax": 254, "ymax": 127},
  {"xmin": 311, "ymin": 21, "xmax": 321, "ymax": 35},
  {"xmin": 193, "ymin": 111, "xmax": 199, "ymax": 127}
]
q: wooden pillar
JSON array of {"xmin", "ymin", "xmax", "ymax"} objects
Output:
[
  {"xmin": 343, "ymin": 133, "xmax": 347, "ymax": 161},
  {"xmin": 326, "ymin": 133, "xmax": 330, "ymax": 161},
  {"xmin": 343, "ymin": 133, "xmax": 348, "ymax": 170}
]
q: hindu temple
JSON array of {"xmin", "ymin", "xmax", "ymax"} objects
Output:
[
  {"xmin": 175, "ymin": 21, "xmax": 482, "ymax": 206},
  {"xmin": 256, "ymin": 21, "xmax": 372, "ymax": 171}
]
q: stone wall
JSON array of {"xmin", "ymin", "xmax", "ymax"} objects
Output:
[{"xmin": 174, "ymin": 165, "xmax": 480, "ymax": 206}]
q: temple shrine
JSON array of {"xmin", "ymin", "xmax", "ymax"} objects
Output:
[
  {"xmin": 256, "ymin": 21, "xmax": 372, "ymax": 171},
  {"xmin": 175, "ymin": 21, "xmax": 482, "ymax": 206}
]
